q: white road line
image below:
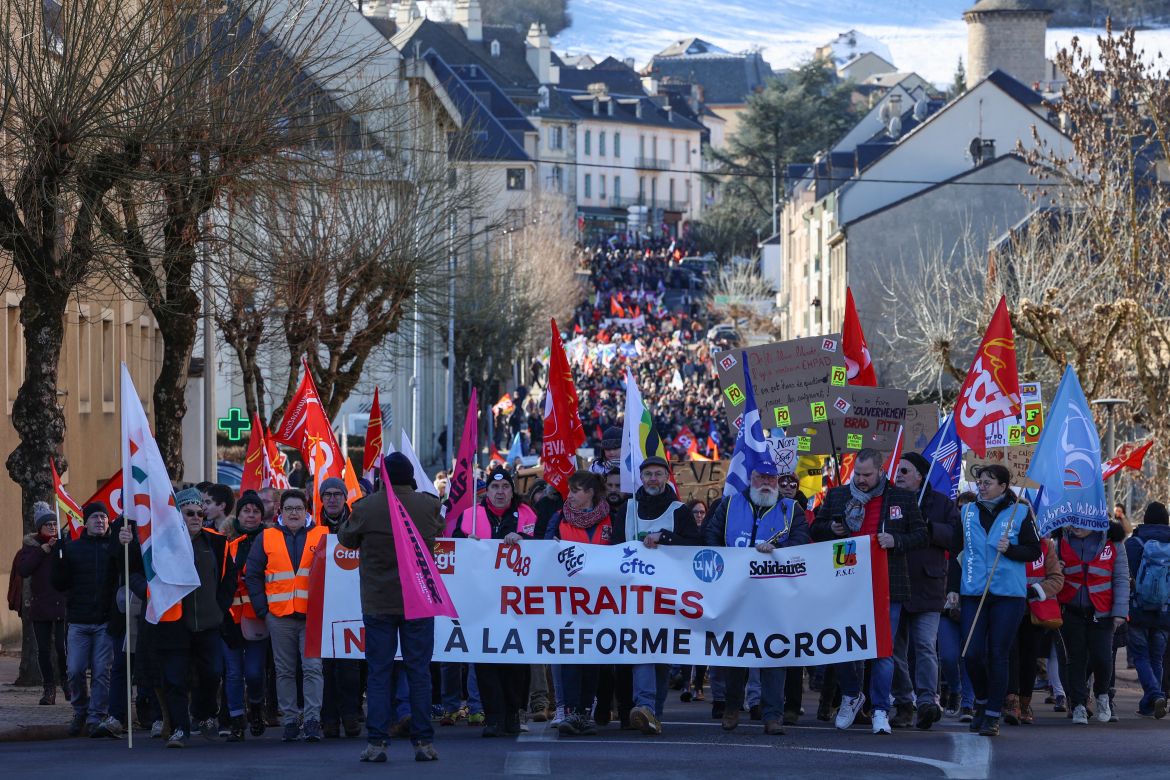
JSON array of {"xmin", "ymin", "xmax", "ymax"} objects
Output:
[
  {"xmin": 505, "ymin": 751, "xmax": 551, "ymax": 775},
  {"xmin": 517, "ymin": 726, "xmax": 561, "ymax": 742},
  {"xmin": 555, "ymin": 739, "xmax": 777, "ymax": 748},
  {"xmin": 788, "ymin": 734, "xmax": 992, "ymax": 780}
]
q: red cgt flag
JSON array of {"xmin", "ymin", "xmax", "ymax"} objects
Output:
[
  {"xmin": 1102, "ymin": 439, "xmax": 1154, "ymax": 482},
  {"xmin": 542, "ymin": 319, "xmax": 585, "ymax": 498},
  {"xmin": 843, "ymin": 287, "xmax": 877, "ymax": 387},
  {"xmin": 273, "ymin": 360, "xmax": 344, "ymax": 482},
  {"xmin": 84, "ymin": 470, "xmax": 124, "ymax": 519},
  {"xmin": 362, "ymin": 387, "xmax": 385, "ymax": 478},
  {"xmin": 952, "ymin": 297, "xmax": 1021, "ymax": 457},
  {"xmin": 240, "ymin": 413, "xmax": 267, "ymax": 493}
]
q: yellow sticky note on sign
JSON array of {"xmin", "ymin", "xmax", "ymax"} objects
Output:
[
  {"xmin": 725, "ymin": 384, "xmax": 745, "ymax": 406},
  {"xmin": 847, "ymin": 433, "xmax": 864, "ymax": 449},
  {"xmin": 830, "ymin": 366, "xmax": 847, "ymax": 387},
  {"xmin": 774, "ymin": 406, "xmax": 791, "ymax": 428},
  {"xmin": 810, "ymin": 401, "xmax": 827, "ymax": 422}
]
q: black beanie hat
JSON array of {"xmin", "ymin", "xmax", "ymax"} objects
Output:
[
  {"xmin": 236, "ymin": 491, "xmax": 264, "ymax": 518},
  {"xmin": 601, "ymin": 426, "xmax": 623, "ymax": 450},
  {"xmin": 1144, "ymin": 501, "xmax": 1169, "ymax": 526},
  {"xmin": 900, "ymin": 452, "xmax": 931, "ymax": 481},
  {"xmin": 385, "ymin": 452, "xmax": 417, "ymax": 488},
  {"xmin": 82, "ymin": 501, "xmax": 109, "ymax": 521}
]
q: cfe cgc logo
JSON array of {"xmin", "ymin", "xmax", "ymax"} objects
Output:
[
  {"xmin": 692, "ymin": 549, "xmax": 725, "ymax": 583},
  {"xmin": 749, "ymin": 556, "xmax": 807, "ymax": 579},
  {"xmin": 558, "ymin": 545, "xmax": 587, "ymax": 577},
  {"xmin": 433, "ymin": 540, "xmax": 455, "ymax": 575}
]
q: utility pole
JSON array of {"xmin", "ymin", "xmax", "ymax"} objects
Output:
[{"xmin": 1092, "ymin": 397, "xmax": 1129, "ymax": 511}]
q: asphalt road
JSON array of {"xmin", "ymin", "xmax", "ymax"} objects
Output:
[{"xmin": 3, "ymin": 687, "xmax": 1164, "ymax": 780}]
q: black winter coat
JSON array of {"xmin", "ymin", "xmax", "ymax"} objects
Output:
[
  {"xmin": 51, "ymin": 530, "xmax": 116, "ymax": 624},
  {"xmin": 812, "ymin": 483, "xmax": 928, "ymax": 603},
  {"xmin": 15, "ymin": 534, "xmax": 66, "ymax": 622},
  {"xmin": 903, "ymin": 486, "xmax": 960, "ymax": 613}
]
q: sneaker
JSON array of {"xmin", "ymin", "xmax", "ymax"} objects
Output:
[
  {"xmin": 1155, "ymin": 697, "xmax": 1168, "ymax": 719},
  {"xmin": 872, "ymin": 710, "xmax": 892, "ymax": 735},
  {"xmin": 166, "ymin": 729, "xmax": 188, "ymax": 748},
  {"xmin": 519, "ymin": 720, "xmax": 529, "ymax": 733},
  {"xmin": 282, "ymin": 722, "xmax": 301, "ymax": 742},
  {"xmin": 721, "ymin": 707, "xmax": 740, "ymax": 731},
  {"xmin": 455, "ymin": 706, "xmax": 470, "ymax": 722},
  {"xmin": 359, "ymin": 741, "xmax": 388, "ymax": 763},
  {"xmin": 468, "ymin": 712, "xmax": 485, "ymax": 726},
  {"xmin": 228, "ymin": 715, "xmax": 245, "ymax": 742},
  {"xmin": 150, "ymin": 720, "xmax": 164, "ymax": 739},
  {"xmin": 1018, "ymin": 699, "xmax": 1034, "ymax": 725},
  {"xmin": 576, "ymin": 716, "xmax": 598, "ymax": 736},
  {"xmin": 414, "ymin": 742, "xmax": 439, "ymax": 762},
  {"xmin": 835, "ymin": 693, "xmax": 866, "ymax": 730},
  {"xmin": 92, "ymin": 716, "xmax": 124, "ymax": 738},
  {"xmin": 979, "ymin": 715, "xmax": 1000, "ymax": 737},
  {"xmin": 303, "ymin": 719, "xmax": 323, "ymax": 742},
  {"xmin": 889, "ymin": 702, "xmax": 914, "ymax": 728},
  {"xmin": 430, "ymin": 704, "xmax": 443, "ymax": 720},
  {"xmin": 680, "ymin": 688, "xmax": 693, "ymax": 703},
  {"xmin": 531, "ymin": 707, "xmax": 549, "ymax": 723},
  {"xmin": 629, "ymin": 705, "xmax": 661, "ymax": 735},
  {"xmin": 916, "ymin": 702, "xmax": 941, "ymax": 731},
  {"xmin": 218, "ymin": 723, "xmax": 231, "ymax": 738},
  {"xmin": 1053, "ymin": 695, "xmax": 1067, "ymax": 712},
  {"xmin": 763, "ymin": 719, "xmax": 785, "ymax": 735},
  {"xmin": 1095, "ymin": 695, "xmax": 1111, "ymax": 724},
  {"xmin": 958, "ymin": 707, "xmax": 974, "ymax": 723},
  {"xmin": 549, "ymin": 706, "xmax": 566, "ymax": 727},
  {"xmin": 558, "ymin": 712, "xmax": 583, "ymax": 736},
  {"xmin": 439, "ymin": 711, "xmax": 457, "ymax": 727},
  {"xmin": 1071, "ymin": 705, "xmax": 1089, "ymax": 725},
  {"xmin": 194, "ymin": 717, "xmax": 218, "ymax": 741}
]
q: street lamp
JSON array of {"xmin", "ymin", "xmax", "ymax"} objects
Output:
[{"xmin": 1091, "ymin": 397, "xmax": 1129, "ymax": 511}]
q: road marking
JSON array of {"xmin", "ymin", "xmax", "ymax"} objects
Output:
[
  {"xmin": 517, "ymin": 725, "xmax": 560, "ymax": 742},
  {"xmin": 505, "ymin": 751, "xmax": 551, "ymax": 775},
  {"xmin": 555, "ymin": 739, "xmax": 776, "ymax": 749},
  {"xmin": 788, "ymin": 733, "xmax": 991, "ymax": 779}
]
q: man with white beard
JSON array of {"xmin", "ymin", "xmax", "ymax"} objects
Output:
[{"xmin": 703, "ymin": 463, "xmax": 811, "ymax": 735}]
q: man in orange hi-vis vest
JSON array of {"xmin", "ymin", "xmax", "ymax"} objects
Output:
[{"xmin": 245, "ymin": 488, "xmax": 328, "ymax": 743}]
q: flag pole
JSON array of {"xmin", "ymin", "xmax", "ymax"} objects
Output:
[
  {"xmin": 917, "ymin": 457, "xmax": 937, "ymax": 506},
  {"xmin": 960, "ymin": 501, "xmax": 1021, "ymax": 659},
  {"xmin": 124, "ymin": 530, "xmax": 132, "ymax": 749}
]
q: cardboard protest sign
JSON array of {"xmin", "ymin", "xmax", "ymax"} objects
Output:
[
  {"xmin": 715, "ymin": 335, "xmax": 846, "ymax": 431},
  {"xmin": 904, "ymin": 404, "xmax": 941, "ymax": 452},
  {"xmin": 963, "ymin": 445, "xmax": 1038, "ymax": 489},
  {"xmin": 781, "ymin": 386, "xmax": 908, "ymax": 456}
]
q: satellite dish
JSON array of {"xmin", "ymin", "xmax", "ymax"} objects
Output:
[
  {"xmin": 887, "ymin": 115, "xmax": 902, "ymax": 138},
  {"xmin": 913, "ymin": 98, "xmax": 929, "ymax": 121},
  {"xmin": 879, "ymin": 101, "xmax": 893, "ymax": 122},
  {"xmin": 969, "ymin": 137, "xmax": 982, "ymax": 164}
]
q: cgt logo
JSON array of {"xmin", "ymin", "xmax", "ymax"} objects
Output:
[
  {"xmin": 558, "ymin": 545, "xmax": 586, "ymax": 577},
  {"xmin": 333, "ymin": 544, "xmax": 360, "ymax": 571},
  {"xmin": 692, "ymin": 549, "xmax": 725, "ymax": 583},
  {"xmin": 433, "ymin": 540, "xmax": 455, "ymax": 575},
  {"xmin": 618, "ymin": 546, "xmax": 656, "ymax": 575},
  {"xmin": 833, "ymin": 540, "xmax": 857, "ymax": 573}
]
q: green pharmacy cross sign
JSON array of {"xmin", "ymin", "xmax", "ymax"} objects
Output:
[{"xmin": 217, "ymin": 408, "xmax": 251, "ymax": 442}]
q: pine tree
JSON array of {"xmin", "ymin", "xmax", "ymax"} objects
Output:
[{"xmin": 950, "ymin": 56, "xmax": 967, "ymax": 99}]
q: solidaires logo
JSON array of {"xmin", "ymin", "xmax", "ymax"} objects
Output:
[
  {"xmin": 692, "ymin": 549, "xmax": 725, "ymax": 583},
  {"xmin": 749, "ymin": 557, "xmax": 807, "ymax": 579}
]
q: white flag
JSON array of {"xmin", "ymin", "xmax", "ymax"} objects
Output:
[
  {"xmin": 620, "ymin": 369, "xmax": 646, "ymax": 494},
  {"xmin": 121, "ymin": 364, "xmax": 198, "ymax": 623},
  {"xmin": 400, "ymin": 431, "xmax": 438, "ymax": 496}
]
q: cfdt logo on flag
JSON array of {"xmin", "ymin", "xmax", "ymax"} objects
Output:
[
  {"xmin": 692, "ymin": 549, "xmax": 725, "ymax": 583},
  {"xmin": 833, "ymin": 541, "xmax": 857, "ymax": 572}
]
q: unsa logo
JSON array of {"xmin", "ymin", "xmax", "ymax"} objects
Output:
[
  {"xmin": 692, "ymin": 549, "xmax": 725, "ymax": 583},
  {"xmin": 334, "ymin": 544, "xmax": 360, "ymax": 571}
]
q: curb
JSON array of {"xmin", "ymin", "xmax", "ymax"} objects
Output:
[{"xmin": 0, "ymin": 724, "xmax": 72, "ymax": 743}]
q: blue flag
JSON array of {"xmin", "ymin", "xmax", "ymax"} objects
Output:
[
  {"xmin": 1026, "ymin": 365, "xmax": 1109, "ymax": 536},
  {"xmin": 921, "ymin": 414, "xmax": 962, "ymax": 500},
  {"xmin": 724, "ymin": 352, "xmax": 773, "ymax": 496},
  {"xmin": 506, "ymin": 432, "xmax": 524, "ymax": 463}
]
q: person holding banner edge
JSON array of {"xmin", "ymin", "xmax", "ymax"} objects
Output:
[
  {"xmin": 955, "ymin": 464, "xmax": 1041, "ymax": 737},
  {"xmin": 812, "ymin": 448, "xmax": 927, "ymax": 736},
  {"xmin": 703, "ymin": 461, "xmax": 811, "ymax": 735}
]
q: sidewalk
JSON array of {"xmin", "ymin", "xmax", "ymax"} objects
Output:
[{"xmin": 0, "ymin": 652, "xmax": 71, "ymax": 742}]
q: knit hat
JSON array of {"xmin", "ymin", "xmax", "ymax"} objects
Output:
[
  {"xmin": 486, "ymin": 465, "xmax": 514, "ymax": 489},
  {"xmin": 235, "ymin": 491, "xmax": 264, "ymax": 518},
  {"xmin": 33, "ymin": 501, "xmax": 56, "ymax": 529},
  {"xmin": 384, "ymin": 452, "xmax": 416, "ymax": 488},
  {"xmin": 318, "ymin": 476, "xmax": 346, "ymax": 497},
  {"xmin": 174, "ymin": 488, "xmax": 202, "ymax": 508},
  {"xmin": 82, "ymin": 501, "xmax": 110, "ymax": 521},
  {"xmin": 601, "ymin": 426, "xmax": 623, "ymax": 450},
  {"xmin": 639, "ymin": 455, "xmax": 670, "ymax": 472},
  {"xmin": 900, "ymin": 452, "xmax": 931, "ymax": 481},
  {"xmin": 1144, "ymin": 501, "xmax": 1169, "ymax": 526}
]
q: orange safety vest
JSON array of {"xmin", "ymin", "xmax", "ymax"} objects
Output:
[
  {"xmin": 227, "ymin": 534, "xmax": 259, "ymax": 623},
  {"xmin": 558, "ymin": 517, "xmax": 614, "ymax": 545},
  {"xmin": 1026, "ymin": 543, "xmax": 1047, "ymax": 586},
  {"xmin": 261, "ymin": 525, "xmax": 326, "ymax": 617},
  {"xmin": 1058, "ymin": 537, "xmax": 1117, "ymax": 615}
]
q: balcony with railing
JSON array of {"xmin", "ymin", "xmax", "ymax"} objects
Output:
[{"xmin": 634, "ymin": 156, "xmax": 670, "ymax": 171}]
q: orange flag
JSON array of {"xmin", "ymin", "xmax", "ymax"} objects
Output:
[{"xmin": 342, "ymin": 457, "xmax": 363, "ymax": 508}]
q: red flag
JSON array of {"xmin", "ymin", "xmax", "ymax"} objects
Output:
[
  {"xmin": 952, "ymin": 297, "xmax": 1021, "ymax": 457},
  {"xmin": 84, "ymin": 471, "xmax": 124, "ymax": 519},
  {"xmin": 542, "ymin": 319, "xmax": 585, "ymax": 498},
  {"xmin": 273, "ymin": 360, "xmax": 344, "ymax": 482},
  {"xmin": 51, "ymin": 458, "xmax": 85, "ymax": 540},
  {"xmin": 882, "ymin": 425, "xmax": 905, "ymax": 481},
  {"xmin": 442, "ymin": 388, "xmax": 478, "ymax": 536},
  {"xmin": 1102, "ymin": 439, "xmax": 1154, "ymax": 482},
  {"xmin": 843, "ymin": 287, "xmax": 877, "ymax": 386},
  {"xmin": 240, "ymin": 413, "xmax": 267, "ymax": 493},
  {"xmin": 676, "ymin": 425, "xmax": 696, "ymax": 452},
  {"xmin": 362, "ymin": 387, "xmax": 385, "ymax": 477},
  {"xmin": 609, "ymin": 296, "xmax": 624, "ymax": 317},
  {"xmin": 489, "ymin": 442, "xmax": 505, "ymax": 465},
  {"xmin": 264, "ymin": 430, "xmax": 291, "ymax": 489}
]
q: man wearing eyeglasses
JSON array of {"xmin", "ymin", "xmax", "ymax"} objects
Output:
[
  {"xmin": 245, "ymin": 489, "xmax": 328, "ymax": 743},
  {"xmin": 812, "ymin": 448, "xmax": 927, "ymax": 735},
  {"xmin": 888, "ymin": 452, "xmax": 960, "ymax": 730}
]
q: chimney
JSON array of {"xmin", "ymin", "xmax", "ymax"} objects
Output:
[
  {"xmin": 394, "ymin": 0, "xmax": 418, "ymax": 26},
  {"xmin": 635, "ymin": 100, "xmax": 643, "ymax": 119},
  {"xmin": 364, "ymin": 0, "xmax": 390, "ymax": 19},
  {"xmin": 454, "ymin": 0, "xmax": 482, "ymax": 43},
  {"xmin": 623, "ymin": 57, "xmax": 635, "ymax": 70},
  {"xmin": 526, "ymin": 22, "xmax": 552, "ymax": 84}
]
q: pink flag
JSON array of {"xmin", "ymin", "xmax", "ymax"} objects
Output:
[
  {"xmin": 381, "ymin": 461, "xmax": 458, "ymax": 620},
  {"xmin": 443, "ymin": 388, "xmax": 478, "ymax": 536}
]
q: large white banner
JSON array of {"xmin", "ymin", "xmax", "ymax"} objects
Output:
[{"xmin": 307, "ymin": 536, "xmax": 891, "ymax": 667}]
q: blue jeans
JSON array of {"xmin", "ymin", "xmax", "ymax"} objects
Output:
[
  {"xmin": 724, "ymin": 667, "xmax": 785, "ymax": 721},
  {"xmin": 1129, "ymin": 625, "xmax": 1168, "ymax": 710},
  {"xmin": 392, "ymin": 665, "xmax": 411, "ymax": 720},
  {"xmin": 551, "ymin": 664, "xmax": 565, "ymax": 709},
  {"xmin": 938, "ymin": 615, "xmax": 975, "ymax": 708},
  {"xmin": 892, "ymin": 610, "xmax": 941, "ymax": 705},
  {"xmin": 961, "ymin": 595, "xmax": 1026, "ymax": 717},
  {"xmin": 440, "ymin": 663, "xmax": 483, "ymax": 713},
  {"xmin": 223, "ymin": 637, "xmax": 268, "ymax": 716},
  {"xmin": 836, "ymin": 602, "xmax": 902, "ymax": 713},
  {"xmin": 631, "ymin": 663, "xmax": 669, "ymax": 717},
  {"xmin": 67, "ymin": 623, "xmax": 114, "ymax": 724},
  {"xmin": 364, "ymin": 614, "xmax": 435, "ymax": 745},
  {"xmin": 710, "ymin": 667, "xmax": 761, "ymax": 706}
]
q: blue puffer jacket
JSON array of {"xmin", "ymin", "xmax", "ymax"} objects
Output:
[{"xmin": 1125, "ymin": 523, "xmax": 1170, "ymax": 628}]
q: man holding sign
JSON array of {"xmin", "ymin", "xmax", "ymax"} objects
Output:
[{"xmin": 812, "ymin": 448, "xmax": 926, "ymax": 735}]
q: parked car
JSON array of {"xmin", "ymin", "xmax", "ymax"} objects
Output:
[
  {"xmin": 679, "ymin": 255, "xmax": 719, "ymax": 277},
  {"xmin": 707, "ymin": 324, "xmax": 741, "ymax": 349}
]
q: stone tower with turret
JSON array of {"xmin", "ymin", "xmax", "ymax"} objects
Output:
[{"xmin": 964, "ymin": 0, "xmax": 1052, "ymax": 87}]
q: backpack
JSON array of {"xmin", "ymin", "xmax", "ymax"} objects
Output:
[
  {"xmin": 6, "ymin": 550, "xmax": 23, "ymax": 617},
  {"xmin": 1134, "ymin": 539, "xmax": 1170, "ymax": 613}
]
